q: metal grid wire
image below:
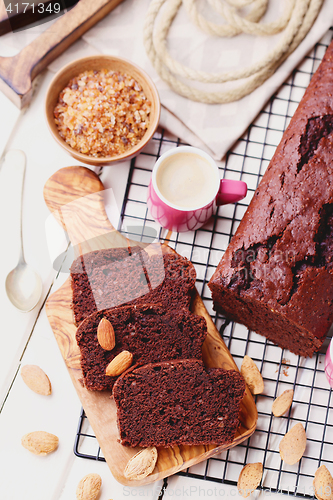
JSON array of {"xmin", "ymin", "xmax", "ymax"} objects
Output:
[{"xmin": 74, "ymin": 28, "xmax": 333, "ymax": 497}]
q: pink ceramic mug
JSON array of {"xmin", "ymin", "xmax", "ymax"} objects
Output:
[{"xmin": 147, "ymin": 146, "xmax": 247, "ymax": 232}]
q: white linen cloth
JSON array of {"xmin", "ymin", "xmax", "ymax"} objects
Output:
[
  {"xmin": 1, "ymin": 0, "xmax": 333, "ymax": 159},
  {"xmin": 84, "ymin": 0, "xmax": 333, "ymax": 159}
]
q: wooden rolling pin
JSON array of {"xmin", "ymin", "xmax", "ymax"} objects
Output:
[{"xmin": 0, "ymin": 0, "xmax": 124, "ymax": 109}]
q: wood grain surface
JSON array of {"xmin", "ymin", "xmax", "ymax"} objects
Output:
[
  {"xmin": 43, "ymin": 166, "xmax": 146, "ymax": 255},
  {"xmin": 0, "ymin": 0, "xmax": 124, "ymax": 108},
  {"xmin": 44, "ymin": 166, "xmax": 257, "ymax": 485}
]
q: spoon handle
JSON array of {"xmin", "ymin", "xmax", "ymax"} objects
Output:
[{"xmin": 4, "ymin": 150, "xmax": 26, "ymax": 263}]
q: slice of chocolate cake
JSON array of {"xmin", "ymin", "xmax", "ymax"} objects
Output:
[
  {"xmin": 113, "ymin": 359, "xmax": 246, "ymax": 447},
  {"xmin": 76, "ymin": 305, "xmax": 207, "ymax": 391},
  {"xmin": 71, "ymin": 246, "xmax": 196, "ymax": 325}
]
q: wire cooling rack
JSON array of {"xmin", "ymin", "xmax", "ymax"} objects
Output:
[{"xmin": 74, "ymin": 28, "xmax": 333, "ymax": 498}]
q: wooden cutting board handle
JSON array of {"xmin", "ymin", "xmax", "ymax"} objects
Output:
[
  {"xmin": 43, "ymin": 165, "xmax": 131, "ymax": 254},
  {"xmin": 0, "ymin": 0, "xmax": 124, "ymax": 108},
  {"xmin": 44, "ymin": 165, "xmax": 105, "ymax": 220}
]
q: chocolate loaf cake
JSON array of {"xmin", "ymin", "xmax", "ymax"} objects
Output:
[
  {"xmin": 76, "ymin": 304, "xmax": 207, "ymax": 391},
  {"xmin": 113, "ymin": 359, "xmax": 246, "ymax": 447},
  {"xmin": 71, "ymin": 246, "xmax": 196, "ymax": 325},
  {"xmin": 208, "ymin": 41, "xmax": 333, "ymax": 357}
]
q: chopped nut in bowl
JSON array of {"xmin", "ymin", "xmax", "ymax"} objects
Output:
[{"xmin": 45, "ymin": 56, "xmax": 160, "ymax": 165}]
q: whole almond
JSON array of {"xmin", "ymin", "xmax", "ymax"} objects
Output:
[
  {"xmin": 279, "ymin": 423, "xmax": 306, "ymax": 465},
  {"xmin": 313, "ymin": 465, "xmax": 333, "ymax": 500},
  {"xmin": 241, "ymin": 355, "xmax": 264, "ymax": 395},
  {"xmin": 272, "ymin": 389, "xmax": 294, "ymax": 417},
  {"xmin": 124, "ymin": 447, "xmax": 158, "ymax": 480},
  {"xmin": 97, "ymin": 318, "xmax": 115, "ymax": 351},
  {"xmin": 237, "ymin": 462, "xmax": 263, "ymax": 498},
  {"xmin": 76, "ymin": 473, "xmax": 102, "ymax": 500},
  {"xmin": 21, "ymin": 365, "xmax": 52, "ymax": 395},
  {"xmin": 21, "ymin": 431, "xmax": 58, "ymax": 455},
  {"xmin": 106, "ymin": 350, "xmax": 133, "ymax": 377}
]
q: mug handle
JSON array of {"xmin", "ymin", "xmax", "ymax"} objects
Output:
[{"xmin": 216, "ymin": 179, "xmax": 247, "ymax": 206}]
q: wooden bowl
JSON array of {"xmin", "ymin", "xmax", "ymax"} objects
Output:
[{"xmin": 45, "ymin": 55, "xmax": 160, "ymax": 166}]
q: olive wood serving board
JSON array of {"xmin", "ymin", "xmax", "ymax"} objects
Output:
[
  {"xmin": 0, "ymin": 0, "xmax": 124, "ymax": 108},
  {"xmin": 44, "ymin": 166, "xmax": 257, "ymax": 486}
]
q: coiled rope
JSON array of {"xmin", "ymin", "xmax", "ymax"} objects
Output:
[{"xmin": 143, "ymin": 0, "xmax": 324, "ymax": 103}]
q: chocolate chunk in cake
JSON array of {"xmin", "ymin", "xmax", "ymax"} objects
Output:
[
  {"xmin": 76, "ymin": 305, "xmax": 207, "ymax": 391},
  {"xmin": 113, "ymin": 359, "xmax": 246, "ymax": 447}
]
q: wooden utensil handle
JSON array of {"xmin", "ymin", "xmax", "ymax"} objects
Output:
[{"xmin": 0, "ymin": 0, "xmax": 124, "ymax": 108}]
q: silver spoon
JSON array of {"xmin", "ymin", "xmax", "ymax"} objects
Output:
[{"xmin": 5, "ymin": 150, "xmax": 42, "ymax": 312}]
